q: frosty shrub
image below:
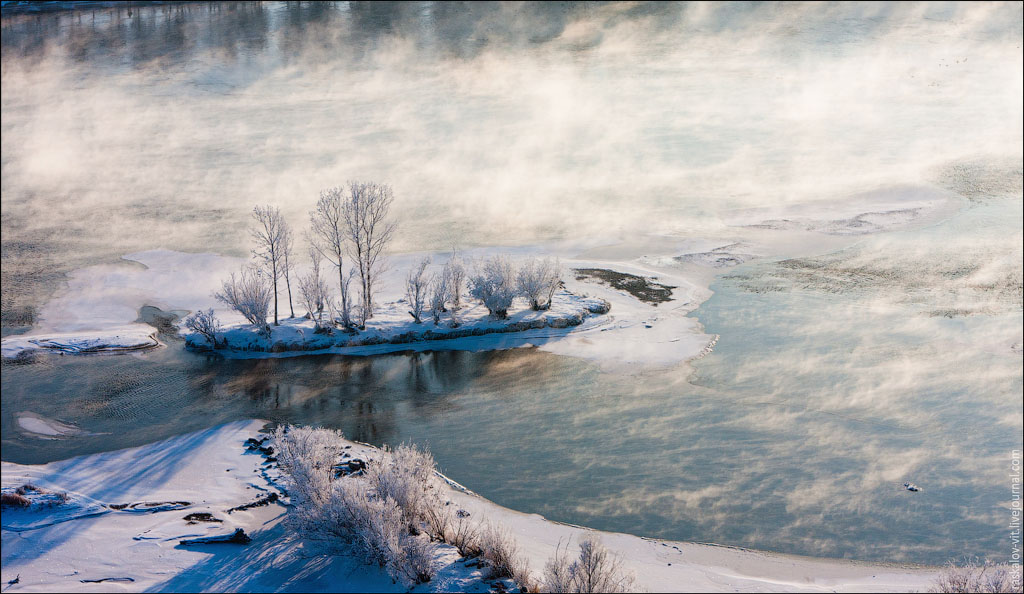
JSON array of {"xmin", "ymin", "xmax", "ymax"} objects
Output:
[
  {"xmin": 365, "ymin": 443, "xmax": 443, "ymax": 534},
  {"xmin": 274, "ymin": 426, "xmax": 344, "ymax": 509},
  {"xmin": 469, "ymin": 255, "xmax": 518, "ymax": 318},
  {"xmin": 406, "ymin": 257, "xmax": 431, "ymax": 324},
  {"xmin": 480, "ymin": 523, "xmax": 533, "ymax": 587},
  {"xmin": 444, "ymin": 251, "xmax": 467, "ymax": 311},
  {"xmin": 322, "ymin": 480, "xmax": 435, "ymax": 585},
  {"xmin": 543, "ymin": 536, "xmax": 636, "ymax": 593},
  {"xmin": 274, "ymin": 426, "xmax": 436, "ymax": 586},
  {"xmin": 215, "ymin": 266, "xmax": 273, "ymax": 335},
  {"xmin": 298, "ymin": 247, "xmax": 330, "ymax": 330},
  {"xmin": 929, "ymin": 560, "xmax": 1018, "ymax": 593},
  {"xmin": 427, "ymin": 506, "xmax": 480, "ymax": 556},
  {"xmin": 183, "ymin": 308, "xmax": 220, "ymax": 346},
  {"xmin": 517, "ymin": 257, "xmax": 561, "ymax": 310},
  {"xmin": 429, "ymin": 273, "xmax": 449, "ymax": 325}
]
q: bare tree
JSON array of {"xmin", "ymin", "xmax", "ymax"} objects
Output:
[
  {"xmin": 444, "ymin": 250, "xmax": 466, "ymax": 311},
  {"xmin": 518, "ymin": 256, "xmax": 562, "ymax": 310},
  {"xmin": 429, "ymin": 272, "xmax": 449, "ymax": 325},
  {"xmin": 406, "ymin": 257, "xmax": 431, "ymax": 324},
  {"xmin": 310, "ymin": 188, "xmax": 353, "ymax": 328},
  {"xmin": 215, "ymin": 266, "xmax": 273, "ymax": 336},
  {"xmin": 282, "ymin": 226, "xmax": 295, "ymax": 318},
  {"xmin": 469, "ymin": 255, "xmax": 517, "ymax": 319},
  {"xmin": 343, "ymin": 181, "xmax": 398, "ymax": 321},
  {"xmin": 298, "ymin": 246, "xmax": 330, "ymax": 331},
  {"xmin": 183, "ymin": 309, "xmax": 220, "ymax": 347},
  {"xmin": 251, "ymin": 205, "xmax": 290, "ymax": 326}
]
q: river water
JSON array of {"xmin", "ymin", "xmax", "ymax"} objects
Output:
[{"xmin": 1, "ymin": 1, "xmax": 1022, "ymax": 565}]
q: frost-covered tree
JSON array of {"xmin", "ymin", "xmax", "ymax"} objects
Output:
[
  {"xmin": 444, "ymin": 250, "xmax": 466, "ymax": 311},
  {"xmin": 469, "ymin": 255, "xmax": 517, "ymax": 319},
  {"xmin": 429, "ymin": 273, "xmax": 449, "ymax": 325},
  {"xmin": 310, "ymin": 188, "xmax": 353, "ymax": 328},
  {"xmin": 183, "ymin": 308, "xmax": 220, "ymax": 346},
  {"xmin": 343, "ymin": 182, "xmax": 398, "ymax": 321},
  {"xmin": 298, "ymin": 247, "xmax": 330, "ymax": 330},
  {"xmin": 543, "ymin": 536, "xmax": 636, "ymax": 593},
  {"xmin": 215, "ymin": 266, "xmax": 273, "ymax": 335},
  {"xmin": 517, "ymin": 256, "xmax": 562, "ymax": 310},
  {"xmin": 406, "ymin": 257, "xmax": 431, "ymax": 324},
  {"xmin": 251, "ymin": 205, "xmax": 291, "ymax": 326},
  {"xmin": 282, "ymin": 227, "xmax": 295, "ymax": 318}
]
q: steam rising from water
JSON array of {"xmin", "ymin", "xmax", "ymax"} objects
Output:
[
  {"xmin": 2, "ymin": 3, "xmax": 1021, "ymax": 281},
  {"xmin": 0, "ymin": 1, "xmax": 1021, "ymax": 564}
]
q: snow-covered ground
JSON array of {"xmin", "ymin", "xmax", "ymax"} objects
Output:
[
  {"xmin": 0, "ymin": 325, "xmax": 160, "ymax": 360},
  {"xmin": 191, "ymin": 286, "xmax": 612, "ymax": 357},
  {"xmin": 0, "ymin": 421, "xmax": 940, "ymax": 593}
]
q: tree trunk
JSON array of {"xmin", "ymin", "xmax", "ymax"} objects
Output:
[
  {"xmin": 285, "ymin": 269, "xmax": 294, "ymax": 318},
  {"xmin": 337, "ymin": 259, "xmax": 348, "ymax": 327},
  {"xmin": 272, "ymin": 261, "xmax": 279, "ymax": 326}
]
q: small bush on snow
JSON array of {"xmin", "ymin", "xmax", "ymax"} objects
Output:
[
  {"xmin": 929, "ymin": 560, "xmax": 1019, "ymax": 593},
  {"xmin": 365, "ymin": 442, "xmax": 443, "ymax": 535},
  {"xmin": 184, "ymin": 308, "xmax": 221, "ymax": 347},
  {"xmin": 543, "ymin": 535, "xmax": 636, "ymax": 593},
  {"xmin": 517, "ymin": 256, "xmax": 561, "ymax": 311},
  {"xmin": 480, "ymin": 523, "xmax": 533, "ymax": 588},
  {"xmin": 215, "ymin": 266, "xmax": 273, "ymax": 336},
  {"xmin": 427, "ymin": 505, "xmax": 482, "ymax": 557},
  {"xmin": 322, "ymin": 480, "xmax": 435, "ymax": 585},
  {"xmin": 469, "ymin": 255, "xmax": 518, "ymax": 319},
  {"xmin": 406, "ymin": 257, "xmax": 431, "ymax": 324},
  {"xmin": 274, "ymin": 426, "xmax": 436, "ymax": 586}
]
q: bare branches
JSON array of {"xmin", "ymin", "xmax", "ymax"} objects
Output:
[
  {"xmin": 518, "ymin": 256, "xmax": 562, "ymax": 310},
  {"xmin": 251, "ymin": 205, "xmax": 290, "ymax": 325},
  {"xmin": 214, "ymin": 267, "xmax": 272, "ymax": 335},
  {"xmin": 543, "ymin": 536, "xmax": 636, "ymax": 593},
  {"xmin": 183, "ymin": 309, "xmax": 220, "ymax": 347},
  {"xmin": 310, "ymin": 188, "xmax": 352, "ymax": 328},
  {"xmin": 282, "ymin": 227, "xmax": 295, "ymax": 318},
  {"xmin": 298, "ymin": 246, "xmax": 330, "ymax": 331},
  {"xmin": 444, "ymin": 250, "xmax": 466, "ymax": 311},
  {"xmin": 406, "ymin": 257, "xmax": 431, "ymax": 323},
  {"xmin": 344, "ymin": 181, "xmax": 398, "ymax": 320},
  {"xmin": 429, "ymin": 272, "xmax": 449, "ymax": 325}
]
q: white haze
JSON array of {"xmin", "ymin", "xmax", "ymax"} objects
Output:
[{"xmin": 1, "ymin": 1, "xmax": 1021, "ymax": 255}]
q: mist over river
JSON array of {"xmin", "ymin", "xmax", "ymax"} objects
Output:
[{"xmin": 1, "ymin": 1, "xmax": 1021, "ymax": 565}]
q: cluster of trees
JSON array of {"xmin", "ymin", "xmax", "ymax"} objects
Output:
[
  {"xmin": 274, "ymin": 424, "xmax": 636, "ymax": 592},
  {"xmin": 406, "ymin": 254, "xmax": 562, "ymax": 324},
  {"xmin": 185, "ymin": 181, "xmax": 566, "ymax": 343},
  {"xmin": 187, "ymin": 182, "xmax": 397, "ymax": 340}
]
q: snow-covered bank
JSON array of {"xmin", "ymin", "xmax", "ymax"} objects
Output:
[
  {"xmin": 0, "ymin": 422, "xmax": 940, "ymax": 593},
  {"xmin": 0, "ymin": 325, "xmax": 160, "ymax": 361},
  {"xmin": 185, "ymin": 288, "xmax": 611, "ymax": 357}
]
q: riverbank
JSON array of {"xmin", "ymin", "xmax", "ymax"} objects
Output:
[{"xmin": 0, "ymin": 420, "xmax": 940, "ymax": 593}]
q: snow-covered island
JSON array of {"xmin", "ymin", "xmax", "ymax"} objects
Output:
[
  {"xmin": 0, "ymin": 183, "xmax": 961, "ymax": 369},
  {"xmin": 184, "ymin": 287, "xmax": 611, "ymax": 356}
]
